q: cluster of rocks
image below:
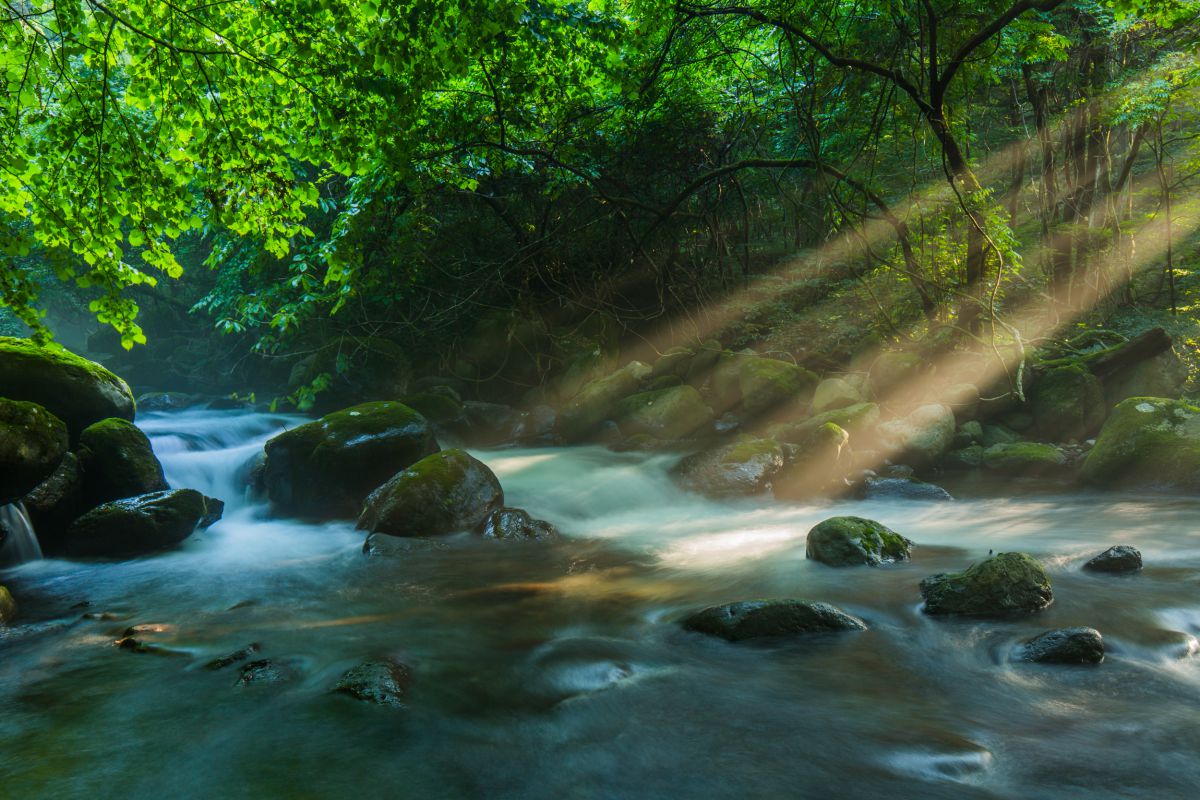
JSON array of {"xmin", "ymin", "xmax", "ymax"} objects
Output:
[
  {"xmin": 0, "ymin": 337, "xmax": 225, "ymax": 622},
  {"xmin": 679, "ymin": 514, "xmax": 1143, "ymax": 667}
]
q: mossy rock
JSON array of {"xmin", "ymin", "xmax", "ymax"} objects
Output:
[
  {"xmin": 557, "ymin": 361, "xmax": 652, "ymax": 441},
  {"xmin": 982, "ymin": 442, "xmax": 1067, "ymax": 475},
  {"xmin": 0, "ymin": 585, "xmax": 15, "ymax": 623},
  {"xmin": 737, "ymin": 357, "xmax": 819, "ymax": 416},
  {"xmin": 0, "ymin": 398, "xmax": 68, "ymax": 503},
  {"xmin": 263, "ymin": 401, "xmax": 439, "ymax": 519},
  {"xmin": 0, "ymin": 337, "xmax": 134, "ymax": 440},
  {"xmin": 357, "ymin": 449, "xmax": 504, "ymax": 537},
  {"xmin": 684, "ymin": 339, "xmax": 723, "ymax": 386},
  {"xmin": 953, "ymin": 420, "xmax": 984, "ymax": 448},
  {"xmin": 811, "ymin": 377, "xmax": 865, "ymax": 414},
  {"xmin": 980, "ymin": 423, "xmax": 1022, "ymax": 447},
  {"xmin": 62, "ymin": 489, "xmax": 223, "ymax": 558},
  {"xmin": 770, "ymin": 402, "xmax": 881, "ymax": 445},
  {"xmin": 481, "ymin": 507, "xmax": 558, "ymax": 541},
  {"xmin": 806, "ymin": 516, "xmax": 913, "ymax": 567},
  {"xmin": 943, "ymin": 445, "xmax": 985, "ymax": 470},
  {"xmin": 397, "ymin": 391, "xmax": 464, "ymax": 425},
  {"xmin": 78, "ymin": 418, "xmax": 168, "ymax": 506},
  {"xmin": 681, "ymin": 599, "xmax": 866, "ymax": 642},
  {"xmin": 772, "ymin": 423, "xmax": 851, "ymax": 501},
  {"xmin": 673, "ymin": 437, "xmax": 784, "ymax": 497},
  {"xmin": 1030, "ymin": 366, "xmax": 1106, "ymax": 442},
  {"xmin": 920, "ymin": 552, "xmax": 1052, "ymax": 616},
  {"xmin": 614, "ymin": 385, "xmax": 713, "ymax": 440},
  {"xmin": 877, "ymin": 404, "xmax": 956, "ymax": 467},
  {"xmin": 1079, "ymin": 397, "xmax": 1200, "ymax": 491},
  {"xmin": 651, "ymin": 346, "xmax": 695, "ymax": 380},
  {"xmin": 868, "ymin": 351, "xmax": 925, "ymax": 398}
]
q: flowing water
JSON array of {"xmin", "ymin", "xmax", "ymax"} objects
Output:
[
  {"xmin": 0, "ymin": 502, "xmax": 42, "ymax": 565},
  {"xmin": 1, "ymin": 410, "xmax": 1199, "ymax": 799}
]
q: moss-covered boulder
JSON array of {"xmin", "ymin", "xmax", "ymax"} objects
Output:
[
  {"xmin": 981, "ymin": 442, "xmax": 1068, "ymax": 475},
  {"xmin": 868, "ymin": 351, "xmax": 925, "ymax": 399},
  {"xmin": 357, "ymin": 449, "xmax": 503, "ymax": 537},
  {"xmin": 0, "ymin": 337, "xmax": 135, "ymax": 440},
  {"xmin": 0, "ymin": 585, "xmax": 15, "ymax": 623},
  {"xmin": 920, "ymin": 552, "xmax": 1052, "ymax": 616},
  {"xmin": 738, "ymin": 358, "xmax": 819, "ymax": 416},
  {"xmin": 1017, "ymin": 628, "xmax": 1104, "ymax": 665},
  {"xmin": 806, "ymin": 516, "xmax": 913, "ymax": 567},
  {"xmin": 877, "ymin": 404, "xmax": 956, "ymax": 467},
  {"xmin": 61, "ymin": 488, "xmax": 223, "ymax": 558},
  {"xmin": 811, "ymin": 377, "xmax": 865, "ymax": 414},
  {"xmin": 1030, "ymin": 366, "xmax": 1106, "ymax": 442},
  {"xmin": 772, "ymin": 423, "xmax": 852, "ymax": 500},
  {"xmin": 0, "ymin": 398, "xmax": 68, "ymax": 503},
  {"xmin": 614, "ymin": 385, "xmax": 713, "ymax": 440},
  {"xmin": 673, "ymin": 437, "xmax": 785, "ymax": 497},
  {"xmin": 770, "ymin": 402, "xmax": 881, "ymax": 445},
  {"xmin": 681, "ymin": 599, "xmax": 866, "ymax": 642},
  {"xmin": 943, "ymin": 445, "xmax": 984, "ymax": 470},
  {"xmin": 78, "ymin": 418, "xmax": 168, "ymax": 506},
  {"xmin": 396, "ymin": 392, "xmax": 464, "ymax": 426},
  {"xmin": 557, "ymin": 361, "xmax": 652, "ymax": 441},
  {"xmin": 1079, "ymin": 397, "xmax": 1200, "ymax": 491},
  {"xmin": 481, "ymin": 507, "xmax": 558, "ymax": 541},
  {"xmin": 263, "ymin": 401, "xmax": 439, "ymax": 519}
]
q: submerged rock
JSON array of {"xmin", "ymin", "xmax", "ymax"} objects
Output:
[
  {"xmin": 263, "ymin": 401, "xmax": 439, "ymax": 519},
  {"xmin": 333, "ymin": 659, "xmax": 412, "ymax": 707},
  {"xmin": 78, "ymin": 418, "xmax": 168, "ymax": 506},
  {"xmin": 806, "ymin": 516, "xmax": 913, "ymax": 567},
  {"xmin": 357, "ymin": 449, "xmax": 503, "ymax": 537},
  {"xmin": 237, "ymin": 659, "xmax": 292, "ymax": 687},
  {"xmin": 481, "ymin": 507, "xmax": 558, "ymax": 541},
  {"xmin": 673, "ymin": 437, "xmax": 784, "ymax": 497},
  {"xmin": 205, "ymin": 643, "xmax": 262, "ymax": 671},
  {"xmin": 1079, "ymin": 397, "xmax": 1200, "ymax": 491},
  {"xmin": 0, "ymin": 398, "xmax": 68, "ymax": 503},
  {"xmin": 613, "ymin": 385, "xmax": 713, "ymax": 440},
  {"xmin": 62, "ymin": 489, "xmax": 223, "ymax": 558},
  {"xmin": 921, "ymin": 552, "xmax": 1052, "ymax": 616},
  {"xmin": 862, "ymin": 477, "xmax": 952, "ymax": 502},
  {"xmin": 1083, "ymin": 545, "xmax": 1142, "ymax": 574},
  {"xmin": 0, "ymin": 336, "xmax": 135, "ymax": 440},
  {"xmin": 0, "ymin": 585, "xmax": 15, "ymax": 623},
  {"xmin": 1018, "ymin": 627, "xmax": 1104, "ymax": 665},
  {"xmin": 682, "ymin": 599, "xmax": 866, "ymax": 642}
]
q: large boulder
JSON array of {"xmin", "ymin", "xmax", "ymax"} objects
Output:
[
  {"xmin": 920, "ymin": 552, "xmax": 1052, "ymax": 616},
  {"xmin": 877, "ymin": 404, "xmax": 956, "ymax": 467},
  {"xmin": 78, "ymin": 418, "xmax": 168, "ymax": 506},
  {"xmin": 263, "ymin": 401, "xmax": 439, "ymax": 519},
  {"xmin": 357, "ymin": 449, "xmax": 503, "ymax": 537},
  {"xmin": 614, "ymin": 385, "xmax": 713, "ymax": 440},
  {"xmin": 0, "ymin": 337, "xmax": 135, "ymax": 440},
  {"xmin": 805, "ymin": 516, "xmax": 913, "ymax": 567},
  {"xmin": 1030, "ymin": 366, "xmax": 1106, "ymax": 442},
  {"xmin": 557, "ymin": 361, "xmax": 651, "ymax": 441},
  {"xmin": 868, "ymin": 351, "xmax": 925, "ymax": 400},
  {"xmin": 673, "ymin": 438, "xmax": 785, "ymax": 497},
  {"xmin": 737, "ymin": 358, "xmax": 819, "ymax": 416},
  {"xmin": 811, "ymin": 377, "xmax": 865, "ymax": 414},
  {"xmin": 681, "ymin": 599, "xmax": 866, "ymax": 642},
  {"xmin": 1017, "ymin": 628, "xmax": 1104, "ymax": 665},
  {"xmin": 1079, "ymin": 397, "xmax": 1200, "ymax": 491},
  {"xmin": 0, "ymin": 398, "xmax": 68, "ymax": 503},
  {"xmin": 61, "ymin": 489, "xmax": 223, "ymax": 558}
]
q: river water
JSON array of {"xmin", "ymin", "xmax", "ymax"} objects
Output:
[{"xmin": 1, "ymin": 409, "xmax": 1198, "ymax": 798}]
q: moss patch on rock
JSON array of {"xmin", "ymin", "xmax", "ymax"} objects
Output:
[
  {"xmin": 0, "ymin": 398, "xmax": 68, "ymax": 503},
  {"xmin": 982, "ymin": 442, "xmax": 1068, "ymax": 475},
  {"xmin": 673, "ymin": 437, "xmax": 784, "ymax": 497},
  {"xmin": 1079, "ymin": 397, "xmax": 1200, "ymax": 491},
  {"xmin": 806, "ymin": 516, "xmax": 913, "ymax": 566},
  {"xmin": 357, "ymin": 448, "xmax": 504, "ymax": 537},
  {"xmin": 557, "ymin": 361, "xmax": 652, "ymax": 441},
  {"xmin": 0, "ymin": 585, "xmax": 15, "ymax": 623},
  {"xmin": 737, "ymin": 357, "xmax": 819, "ymax": 416},
  {"xmin": 78, "ymin": 417, "xmax": 168, "ymax": 506},
  {"xmin": 921, "ymin": 552, "xmax": 1052, "ymax": 616}
]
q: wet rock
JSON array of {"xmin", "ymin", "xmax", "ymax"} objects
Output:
[
  {"xmin": 481, "ymin": 507, "xmax": 558, "ymax": 541},
  {"xmin": 62, "ymin": 489, "xmax": 223, "ymax": 558},
  {"xmin": 362, "ymin": 533, "xmax": 451, "ymax": 557},
  {"xmin": 514, "ymin": 404, "xmax": 556, "ymax": 444},
  {"xmin": 1080, "ymin": 397, "xmax": 1200, "ymax": 491},
  {"xmin": 772, "ymin": 423, "xmax": 852, "ymax": 500},
  {"xmin": 0, "ymin": 336, "xmax": 135, "ymax": 440},
  {"xmin": 205, "ymin": 643, "xmax": 262, "ymax": 670},
  {"xmin": 737, "ymin": 357, "xmax": 819, "ymax": 416},
  {"xmin": 135, "ymin": 392, "xmax": 204, "ymax": 412},
  {"xmin": 0, "ymin": 585, "xmax": 16, "ymax": 623},
  {"xmin": 811, "ymin": 377, "xmax": 865, "ymax": 414},
  {"xmin": 921, "ymin": 552, "xmax": 1052, "ymax": 616},
  {"xmin": 333, "ymin": 659, "xmax": 412, "ymax": 707},
  {"xmin": 1031, "ymin": 366, "xmax": 1107, "ymax": 442},
  {"xmin": 682, "ymin": 599, "xmax": 866, "ymax": 642},
  {"xmin": 237, "ymin": 659, "xmax": 292, "ymax": 686},
  {"xmin": 263, "ymin": 401, "xmax": 439, "ymax": 519},
  {"xmin": 862, "ymin": 477, "xmax": 952, "ymax": 502},
  {"xmin": 0, "ymin": 398, "xmax": 68, "ymax": 503},
  {"xmin": 78, "ymin": 418, "xmax": 168, "ymax": 506},
  {"xmin": 613, "ymin": 385, "xmax": 713, "ymax": 440},
  {"xmin": 877, "ymin": 404, "xmax": 956, "ymax": 467},
  {"xmin": 770, "ymin": 402, "xmax": 881, "ymax": 445},
  {"xmin": 557, "ymin": 361, "xmax": 652, "ymax": 441},
  {"xmin": 1018, "ymin": 627, "xmax": 1104, "ymax": 665},
  {"xmin": 357, "ymin": 449, "xmax": 503, "ymax": 537},
  {"xmin": 943, "ymin": 445, "xmax": 984, "ymax": 470},
  {"xmin": 806, "ymin": 516, "xmax": 913, "ymax": 567},
  {"xmin": 1083, "ymin": 545, "xmax": 1142, "ymax": 574},
  {"xmin": 459, "ymin": 401, "xmax": 522, "ymax": 446},
  {"xmin": 981, "ymin": 442, "xmax": 1068, "ymax": 475},
  {"xmin": 673, "ymin": 437, "xmax": 784, "ymax": 497}
]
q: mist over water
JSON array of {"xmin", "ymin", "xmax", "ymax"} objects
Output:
[{"xmin": 1, "ymin": 410, "xmax": 1198, "ymax": 799}]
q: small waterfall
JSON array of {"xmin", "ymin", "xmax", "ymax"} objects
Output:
[{"xmin": 0, "ymin": 501, "xmax": 43, "ymax": 564}]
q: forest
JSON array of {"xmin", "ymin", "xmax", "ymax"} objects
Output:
[{"xmin": 1, "ymin": 1, "xmax": 1199, "ymax": 798}]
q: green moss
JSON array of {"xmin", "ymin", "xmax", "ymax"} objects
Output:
[
  {"xmin": 357, "ymin": 448, "xmax": 504, "ymax": 536},
  {"xmin": 982, "ymin": 442, "xmax": 1067, "ymax": 474},
  {"xmin": 78, "ymin": 417, "xmax": 168, "ymax": 505},
  {"xmin": 0, "ymin": 585, "xmax": 15, "ymax": 623},
  {"xmin": 921, "ymin": 552, "xmax": 1052, "ymax": 616},
  {"xmin": 0, "ymin": 397, "xmax": 68, "ymax": 503},
  {"xmin": 806, "ymin": 516, "xmax": 913, "ymax": 566},
  {"xmin": 943, "ymin": 444, "xmax": 985, "ymax": 470},
  {"xmin": 614, "ymin": 384, "xmax": 712, "ymax": 439},
  {"xmin": 721, "ymin": 436, "xmax": 784, "ymax": 465},
  {"xmin": 737, "ymin": 357, "xmax": 819, "ymax": 415},
  {"xmin": 770, "ymin": 402, "xmax": 880, "ymax": 444},
  {"xmin": 1080, "ymin": 397, "xmax": 1200, "ymax": 490}
]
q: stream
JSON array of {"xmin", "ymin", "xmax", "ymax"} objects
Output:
[{"xmin": 1, "ymin": 409, "xmax": 1199, "ymax": 798}]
